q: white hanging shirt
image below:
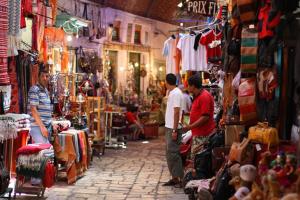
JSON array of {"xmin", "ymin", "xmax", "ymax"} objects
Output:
[
  {"xmin": 177, "ymin": 34, "xmax": 208, "ymax": 72},
  {"xmin": 162, "ymin": 37, "xmax": 177, "ymax": 74}
]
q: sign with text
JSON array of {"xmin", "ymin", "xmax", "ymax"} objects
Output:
[{"xmin": 186, "ymin": 0, "xmax": 218, "ymax": 17}]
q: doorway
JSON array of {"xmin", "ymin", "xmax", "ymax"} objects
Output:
[{"xmin": 129, "ymin": 52, "xmax": 141, "ymax": 95}]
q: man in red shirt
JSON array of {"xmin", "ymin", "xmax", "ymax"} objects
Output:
[
  {"xmin": 126, "ymin": 105, "xmax": 144, "ymax": 140},
  {"xmin": 183, "ymin": 74, "xmax": 216, "ymax": 159}
]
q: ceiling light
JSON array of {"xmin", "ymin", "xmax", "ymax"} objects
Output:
[
  {"xmin": 134, "ymin": 62, "xmax": 139, "ymax": 67},
  {"xmin": 159, "ymin": 67, "xmax": 163, "ymax": 72},
  {"xmin": 180, "ymin": 23, "xmax": 184, "ymax": 27},
  {"xmin": 67, "ymin": 35, "xmax": 72, "ymax": 42},
  {"xmin": 178, "ymin": 2, "xmax": 183, "ymax": 7}
]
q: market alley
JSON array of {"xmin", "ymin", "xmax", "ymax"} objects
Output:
[{"xmin": 13, "ymin": 132, "xmax": 187, "ymax": 200}]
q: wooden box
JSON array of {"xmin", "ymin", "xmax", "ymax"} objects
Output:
[{"xmin": 143, "ymin": 123, "xmax": 159, "ymax": 139}]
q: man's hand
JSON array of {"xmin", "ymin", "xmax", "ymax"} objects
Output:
[
  {"xmin": 172, "ymin": 131, "xmax": 178, "ymax": 141},
  {"xmin": 40, "ymin": 125, "xmax": 49, "ymax": 138},
  {"xmin": 182, "ymin": 125, "xmax": 191, "ymax": 133}
]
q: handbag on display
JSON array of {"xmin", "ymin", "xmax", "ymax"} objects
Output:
[
  {"xmin": 228, "ymin": 138, "xmax": 254, "ymax": 165},
  {"xmin": 226, "ymin": 99, "xmax": 240, "ymax": 125},
  {"xmin": 257, "ymin": 67, "xmax": 278, "ymax": 101},
  {"xmin": 212, "ymin": 147, "xmax": 231, "ymax": 172},
  {"xmin": 82, "ymin": 3, "xmax": 90, "ymax": 37},
  {"xmin": 248, "ymin": 122, "xmax": 279, "ymax": 148},
  {"xmin": 225, "ymin": 125, "xmax": 245, "ymax": 146},
  {"xmin": 238, "ymin": 78, "xmax": 257, "ymax": 125},
  {"xmin": 236, "ymin": 0, "xmax": 258, "ymax": 25},
  {"xmin": 78, "ymin": 47, "xmax": 90, "ymax": 72},
  {"xmin": 0, "ymin": 160, "xmax": 10, "ymax": 195},
  {"xmin": 240, "ymin": 28, "xmax": 258, "ymax": 74}
]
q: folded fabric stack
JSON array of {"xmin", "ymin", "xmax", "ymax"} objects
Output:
[
  {"xmin": 4, "ymin": 113, "xmax": 31, "ymax": 131},
  {"xmin": 0, "ymin": 116, "xmax": 17, "ymax": 141},
  {"xmin": 16, "ymin": 143, "xmax": 55, "ymax": 188}
]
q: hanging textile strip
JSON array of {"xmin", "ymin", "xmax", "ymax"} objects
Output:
[
  {"xmin": 0, "ymin": 0, "xmax": 10, "ymax": 85},
  {"xmin": 240, "ymin": 28, "xmax": 258, "ymax": 74}
]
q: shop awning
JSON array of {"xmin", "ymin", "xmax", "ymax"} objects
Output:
[{"xmin": 55, "ymin": 13, "xmax": 91, "ymax": 34}]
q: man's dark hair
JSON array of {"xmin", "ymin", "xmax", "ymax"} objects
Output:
[
  {"xmin": 127, "ymin": 104, "xmax": 138, "ymax": 112},
  {"xmin": 166, "ymin": 73, "xmax": 177, "ymax": 86},
  {"xmin": 188, "ymin": 74, "xmax": 202, "ymax": 89},
  {"xmin": 38, "ymin": 63, "xmax": 48, "ymax": 77}
]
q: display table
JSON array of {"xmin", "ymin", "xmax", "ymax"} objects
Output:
[
  {"xmin": 104, "ymin": 111, "xmax": 126, "ymax": 148},
  {"xmin": 53, "ymin": 129, "xmax": 88, "ymax": 184}
]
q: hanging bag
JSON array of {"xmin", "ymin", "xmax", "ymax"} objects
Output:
[
  {"xmin": 78, "ymin": 47, "xmax": 90, "ymax": 72},
  {"xmin": 236, "ymin": 0, "xmax": 258, "ymax": 25},
  {"xmin": 82, "ymin": 3, "xmax": 89, "ymax": 37},
  {"xmin": 228, "ymin": 138, "xmax": 254, "ymax": 165}
]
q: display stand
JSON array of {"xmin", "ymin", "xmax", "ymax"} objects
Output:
[
  {"xmin": 14, "ymin": 178, "xmax": 45, "ymax": 198},
  {"xmin": 104, "ymin": 111, "xmax": 126, "ymax": 148}
]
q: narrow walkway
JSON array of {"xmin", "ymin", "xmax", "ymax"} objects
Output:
[{"xmin": 14, "ymin": 134, "xmax": 187, "ymax": 200}]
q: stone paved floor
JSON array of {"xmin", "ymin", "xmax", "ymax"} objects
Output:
[{"xmin": 12, "ymin": 133, "xmax": 188, "ymax": 200}]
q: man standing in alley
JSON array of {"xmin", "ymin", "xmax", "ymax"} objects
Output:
[
  {"xmin": 163, "ymin": 73, "xmax": 184, "ymax": 187},
  {"xmin": 183, "ymin": 74, "xmax": 216, "ymax": 159},
  {"xmin": 28, "ymin": 65, "xmax": 52, "ymax": 144}
]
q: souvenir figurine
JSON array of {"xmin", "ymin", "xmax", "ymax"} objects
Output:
[
  {"xmin": 258, "ymin": 151, "xmax": 272, "ymax": 176},
  {"xmin": 243, "ymin": 183, "xmax": 264, "ymax": 200},
  {"xmin": 229, "ymin": 165, "xmax": 257, "ymax": 200},
  {"xmin": 266, "ymin": 170, "xmax": 281, "ymax": 200},
  {"xmin": 271, "ymin": 152, "xmax": 286, "ymax": 172}
]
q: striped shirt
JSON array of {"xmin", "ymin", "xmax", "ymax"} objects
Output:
[{"xmin": 28, "ymin": 84, "xmax": 52, "ymax": 126}]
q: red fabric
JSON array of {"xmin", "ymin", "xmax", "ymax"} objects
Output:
[
  {"xmin": 258, "ymin": 3, "xmax": 281, "ymax": 39},
  {"xmin": 126, "ymin": 112, "xmax": 137, "ymax": 124},
  {"xmin": 190, "ymin": 90, "xmax": 216, "ymax": 137},
  {"xmin": 12, "ymin": 130, "xmax": 29, "ymax": 173},
  {"xmin": 200, "ymin": 30, "xmax": 222, "ymax": 61},
  {"xmin": 43, "ymin": 161, "xmax": 55, "ymax": 188},
  {"xmin": 16, "ymin": 143, "xmax": 52, "ymax": 156}
]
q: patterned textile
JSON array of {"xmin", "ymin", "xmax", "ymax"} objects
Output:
[
  {"xmin": 8, "ymin": 0, "xmax": 21, "ymax": 35},
  {"xmin": 54, "ymin": 130, "xmax": 88, "ymax": 184},
  {"xmin": 240, "ymin": 28, "xmax": 258, "ymax": 74},
  {"xmin": 190, "ymin": 135, "xmax": 209, "ymax": 160},
  {"xmin": 8, "ymin": 57, "xmax": 19, "ymax": 113},
  {"xmin": 0, "ymin": 0, "xmax": 10, "ymax": 85}
]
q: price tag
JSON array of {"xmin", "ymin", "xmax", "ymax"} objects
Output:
[{"xmin": 256, "ymin": 144, "xmax": 262, "ymax": 151}]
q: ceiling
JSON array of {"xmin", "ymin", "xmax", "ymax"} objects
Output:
[{"xmin": 96, "ymin": 0, "xmax": 180, "ymax": 24}]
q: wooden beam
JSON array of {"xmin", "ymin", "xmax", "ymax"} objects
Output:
[{"xmin": 146, "ymin": 0, "xmax": 155, "ymax": 17}]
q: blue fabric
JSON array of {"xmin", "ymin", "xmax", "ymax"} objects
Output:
[
  {"xmin": 72, "ymin": 134, "xmax": 81, "ymax": 163},
  {"xmin": 30, "ymin": 126, "xmax": 49, "ymax": 144}
]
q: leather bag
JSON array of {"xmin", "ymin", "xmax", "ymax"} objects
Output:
[
  {"xmin": 248, "ymin": 122, "xmax": 279, "ymax": 147},
  {"xmin": 225, "ymin": 125, "xmax": 245, "ymax": 146},
  {"xmin": 237, "ymin": 0, "xmax": 258, "ymax": 25},
  {"xmin": 212, "ymin": 147, "xmax": 230, "ymax": 172},
  {"xmin": 228, "ymin": 138, "xmax": 254, "ymax": 165}
]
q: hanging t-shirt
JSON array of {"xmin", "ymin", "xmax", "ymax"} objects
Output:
[
  {"xmin": 163, "ymin": 37, "xmax": 177, "ymax": 74},
  {"xmin": 200, "ymin": 30, "xmax": 222, "ymax": 62},
  {"xmin": 177, "ymin": 34, "xmax": 208, "ymax": 72}
]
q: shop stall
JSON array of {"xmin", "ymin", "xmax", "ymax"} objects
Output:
[{"xmin": 168, "ymin": 1, "xmax": 300, "ymax": 200}]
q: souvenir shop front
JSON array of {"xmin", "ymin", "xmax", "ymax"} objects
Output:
[
  {"xmin": 165, "ymin": 0, "xmax": 300, "ymax": 199},
  {"xmin": 0, "ymin": 0, "xmax": 105, "ymax": 198}
]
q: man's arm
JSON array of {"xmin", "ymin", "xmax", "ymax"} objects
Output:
[
  {"xmin": 173, "ymin": 107, "xmax": 180, "ymax": 131},
  {"xmin": 185, "ymin": 115, "xmax": 209, "ymax": 131},
  {"xmin": 30, "ymin": 105, "xmax": 48, "ymax": 137}
]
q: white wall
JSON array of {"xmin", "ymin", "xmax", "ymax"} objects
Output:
[{"xmin": 58, "ymin": 0, "xmax": 178, "ymax": 94}]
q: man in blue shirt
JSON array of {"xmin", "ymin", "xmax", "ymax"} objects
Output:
[{"xmin": 28, "ymin": 67, "xmax": 52, "ymax": 143}]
